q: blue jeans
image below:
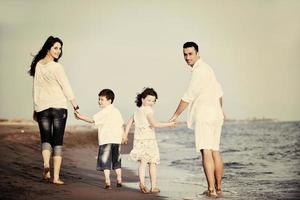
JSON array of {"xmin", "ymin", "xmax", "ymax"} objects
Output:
[
  {"xmin": 36, "ymin": 108, "xmax": 67, "ymax": 156},
  {"xmin": 97, "ymin": 144, "xmax": 121, "ymax": 171}
]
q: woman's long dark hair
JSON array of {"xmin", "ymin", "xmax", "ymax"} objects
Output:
[
  {"xmin": 135, "ymin": 88, "xmax": 158, "ymax": 107},
  {"xmin": 28, "ymin": 36, "xmax": 63, "ymax": 76}
]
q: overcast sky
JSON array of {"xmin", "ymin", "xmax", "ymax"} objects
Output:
[{"xmin": 0, "ymin": 0, "xmax": 299, "ymax": 124}]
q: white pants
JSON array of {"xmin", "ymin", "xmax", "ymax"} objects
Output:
[{"xmin": 194, "ymin": 122, "xmax": 222, "ymax": 151}]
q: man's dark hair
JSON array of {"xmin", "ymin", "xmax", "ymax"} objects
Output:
[
  {"xmin": 183, "ymin": 41, "xmax": 199, "ymax": 52},
  {"xmin": 98, "ymin": 89, "xmax": 115, "ymax": 103}
]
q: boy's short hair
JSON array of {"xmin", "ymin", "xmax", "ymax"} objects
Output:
[
  {"xmin": 98, "ymin": 89, "xmax": 115, "ymax": 103},
  {"xmin": 183, "ymin": 41, "xmax": 199, "ymax": 52}
]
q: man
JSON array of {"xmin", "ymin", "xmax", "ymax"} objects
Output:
[{"xmin": 170, "ymin": 41, "xmax": 225, "ymax": 197}]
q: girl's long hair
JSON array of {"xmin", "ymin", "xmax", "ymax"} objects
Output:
[
  {"xmin": 28, "ymin": 36, "xmax": 63, "ymax": 76},
  {"xmin": 135, "ymin": 88, "xmax": 158, "ymax": 107}
]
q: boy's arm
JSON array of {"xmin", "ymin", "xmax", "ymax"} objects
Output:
[
  {"xmin": 122, "ymin": 116, "xmax": 134, "ymax": 144},
  {"xmin": 147, "ymin": 113, "xmax": 176, "ymax": 128},
  {"xmin": 75, "ymin": 111, "xmax": 94, "ymax": 124}
]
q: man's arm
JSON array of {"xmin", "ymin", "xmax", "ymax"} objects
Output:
[{"xmin": 169, "ymin": 100, "xmax": 189, "ymax": 122}]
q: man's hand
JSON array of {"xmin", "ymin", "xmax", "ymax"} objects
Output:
[{"xmin": 169, "ymin": 114, "xmax": 178, "ymax": 123}]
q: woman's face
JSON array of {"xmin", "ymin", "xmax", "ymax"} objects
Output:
[
  {"xmin": 48, "ymin": 42, "xmax": 62, "ymax": 59},
  {"xmin": 142, "ymin": 95, "xmax": 156, "ymax": 107}
]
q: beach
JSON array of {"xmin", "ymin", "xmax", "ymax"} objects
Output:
[
  {"xmin": 1, "ymin": 120, "xmax": 300, "ymax": 200},
  {"xmin": 0, "ymin": 122, "xmax": 165, "ymax": 200}
]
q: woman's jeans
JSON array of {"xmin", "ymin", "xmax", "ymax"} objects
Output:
[{"xmin": 36, "ymin": 108, "xmax": 67, "ymax": 156}]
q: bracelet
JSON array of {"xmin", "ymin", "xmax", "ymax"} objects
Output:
[{"xmin": 73, "ymin": 105, "xmax": 79, "ymax": 110}]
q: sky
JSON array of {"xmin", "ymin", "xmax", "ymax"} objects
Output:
[{"xmin": 0, "ymin": 0, "xmax": 300, "ymax": 124}]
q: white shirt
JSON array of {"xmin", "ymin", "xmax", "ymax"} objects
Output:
[
  {"xmin": 33, "ymin": 61, "xmax": 75, "ymax": 112},
  {"xmin": 93, "ymin": 104, "xmax": 124, "ymax": 145},
  {"xmin": 182, "ymin": 59, "xmax": 224, "ymax": 129},
  {"xmin": 133, "ymin": 106, "xmax": 156, "ymax": 140}
]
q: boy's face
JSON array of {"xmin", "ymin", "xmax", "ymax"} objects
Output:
[
  {"xmin": 142, "ymin": 95, "xmax": 156, "ymax": 107},
  {"xmin": 98, "ymin": 96, "xmax": 112, "ymax": 108}
]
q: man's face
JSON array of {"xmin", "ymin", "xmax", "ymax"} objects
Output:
[
  {"xmin": 183, "ymin": 47, "xmax": 199, "ymax": 67},
  {"xmin": 98, "ymin": 96, "xmax": 111, "ymax": 108}
]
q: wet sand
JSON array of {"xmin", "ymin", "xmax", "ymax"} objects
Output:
[{"xmin": 0, "ymin": 122, "xmax": 166, "ymax": 200}]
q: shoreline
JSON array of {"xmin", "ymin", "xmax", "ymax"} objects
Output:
[{"xmin": 0, "ymin": 123, "xmax": 165, "ymax": 200}]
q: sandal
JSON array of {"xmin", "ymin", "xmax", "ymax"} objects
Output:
[
  {"xmin": 53, "ymin": 179, "xmax": 65, "ymax": 185},
  {"xmin": 116, "ymin": 182, "xmax": 122, "ymax": 187},
  {"xmin": 139, "ymin": 183, "xmax": 150, "ymax": 194},
  {"xmin": 104, "ymin": 183, "xmax": 112, "ymax": 190},
  {"xmin": 150, "ymin": 187, "xmax": 160, "ymax": 193},
  {"xmin": 202, "ymin": 189, "xmax": 217, "ymax": 198},
  {"xmin": 42, "ymin": 167, "xmax": 51, "ymax": 182}
]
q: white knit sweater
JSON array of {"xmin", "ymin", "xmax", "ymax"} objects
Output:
[{"xmin": 33, "ymin": 61, "xmax": 75, "ymax": 112}]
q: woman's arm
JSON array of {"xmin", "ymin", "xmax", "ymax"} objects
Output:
[{"xmin": 147, "ymin": 113, "xmax": 176, "ymax": 128}]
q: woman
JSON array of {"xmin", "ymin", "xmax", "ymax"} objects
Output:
[{"xmin": 29, "ymin": 36, "xmax": 79, "ymax": 185}]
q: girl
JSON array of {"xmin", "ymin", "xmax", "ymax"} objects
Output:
[
  {"xmin": 122, "ymin": 88, "xmax": 176, "ymax": 193},
  {"xmin": 29, "ymin": 36, "xmax": 79, "ymax": 185}
]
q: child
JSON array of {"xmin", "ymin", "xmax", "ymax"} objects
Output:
[
  {"xmin": 75, "ymin": 89, "xmax": 124, "ymax": 189},
  {"xmin": 122, "ymin": 88, "xmax": 176, "ymax": 193}
]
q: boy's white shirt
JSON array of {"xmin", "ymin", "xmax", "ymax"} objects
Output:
[{"xmin": 93, "ymin": 104, "xmax": 124, "ymax": 145}]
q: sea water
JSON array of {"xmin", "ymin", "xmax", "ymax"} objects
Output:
[{"xmin": 123, "ymin": 121, "xmax": 300, "ymax": 199}]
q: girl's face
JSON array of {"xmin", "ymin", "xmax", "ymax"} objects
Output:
[
  {"xmin": 48, "ymin": 42, "xmax": 62, "ymax": 59},
  {"xmin": 142, "ymin": 95, "xmax": 156, "ymax": 107}
]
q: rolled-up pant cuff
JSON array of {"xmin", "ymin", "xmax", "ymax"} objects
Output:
[
  {"xmin": 41, "ymin": 142, "xmax": 52, "ymax": 151},
  {"xmin": 53, "ymin": 145, "xmax": 63, "ymax": 156}
]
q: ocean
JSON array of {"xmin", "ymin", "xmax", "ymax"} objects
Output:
[{"xmin": 123, "ymin": 121, "xmax": 300, "ymax": 199}]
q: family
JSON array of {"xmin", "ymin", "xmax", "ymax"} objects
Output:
[{"xmin": 29, "ymin": 36, "xmax": 225, "ymax": 198}]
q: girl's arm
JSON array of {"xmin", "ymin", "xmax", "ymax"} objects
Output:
[
  {"xmin": 147, "ymin": 113, "xmax": 176, "ymax": 128},
  {"xmin": 122, "ymin": 116, "xmax": 134, "ymax": 144},
  {"xmin": 75, "ymin": 112, "xmax": 94, "ymax": 124}
]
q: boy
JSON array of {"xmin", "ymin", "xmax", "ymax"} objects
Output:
[{"xmin": 75, "ymin": 89, "xmax": 124, "ymax": 189}]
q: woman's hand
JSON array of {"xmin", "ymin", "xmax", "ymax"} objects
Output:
[{"xmin": 74, "ymin": 109, "xmax": 81, "ymax": 120}]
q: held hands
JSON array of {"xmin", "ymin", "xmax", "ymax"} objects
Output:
[
  {"xmin": 169, "ymin": 121, "xmax": 177, "ymax": 128},
  {"xmin": 121, "ymin": 136, "xmax": 128, "ymax": 144},
  {"xmin": 168, "ymin": 114, "xmax": 178, "ymax": 128},
  {"xmin": 74, "ymin": 109, "xmax": 81, "ymax": 120},
  {"xmin": 169, "ymin": 115, "xmax": 178, "ymax": 123}
]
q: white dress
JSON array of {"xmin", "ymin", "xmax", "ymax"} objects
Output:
[{"xmin": 129, "ymin": 106, "xmax": 160, "ymax": 164}]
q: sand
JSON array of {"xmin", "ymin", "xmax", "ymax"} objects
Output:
[{"xmin": 0, "ymin": 123, "xmax": 166, "ymax": 200}]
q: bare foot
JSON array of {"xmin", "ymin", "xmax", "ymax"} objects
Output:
[
  {"xmin": 53, "ymin": 179, "xmax": 64, "ymax": 185},
  {"xmin": 42, "ymin": 167, "xmax": 51, "ymax": 181},
  {"xmin": 202, "ymin": 189, "xmax": 217, "ymax": 198},
  {"xmin": 139, "ymin": 183, "xmax": 150, "ymax": 194}
]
